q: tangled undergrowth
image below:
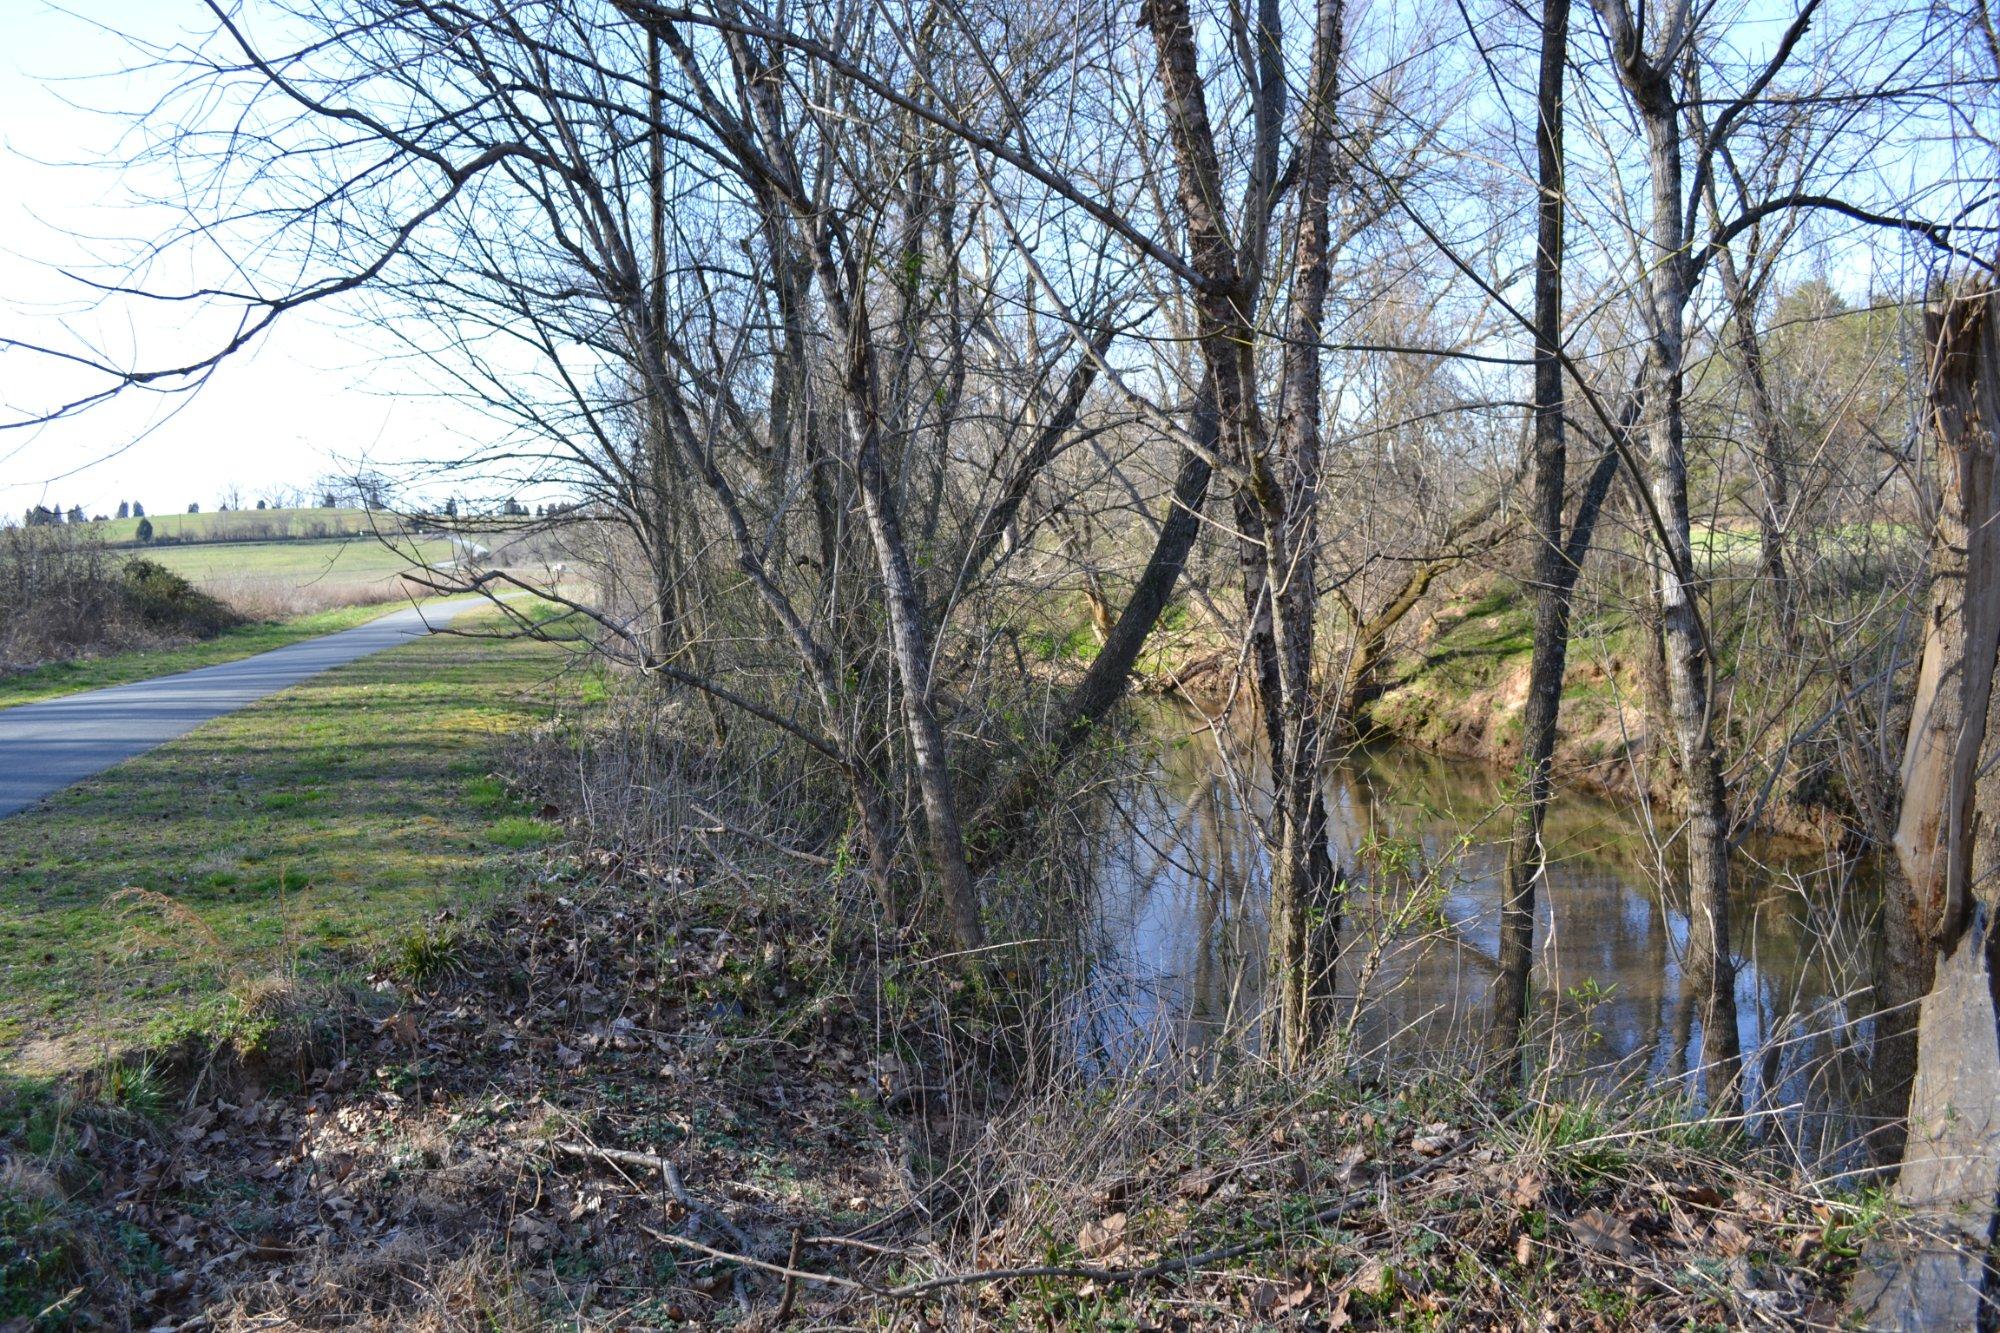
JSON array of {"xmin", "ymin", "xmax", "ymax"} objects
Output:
[
  {"xmin": 0, "ymin": 892, "xmax": 1897, "ymax": 1328},
  {"xmin": 0, "ymin": 524, "xmax": 241, "ymax": 674},
  {"xmin": 0, "ymin": 726, "xmax": 1903, "ymax": 1330}
]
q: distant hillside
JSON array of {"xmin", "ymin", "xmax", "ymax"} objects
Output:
[
  {"xmin": 144, "ymin": 536, "xmax": 455, "ymax": 586},
  {"xmin": 85, "ymin": 507, "xmax": 410, "ymax": 547}
]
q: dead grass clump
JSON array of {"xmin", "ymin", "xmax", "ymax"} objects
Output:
[
  {"xmin": 871, "ymin": 1049, "xmax": 1859, "ymax": 1329},
  {"xmin": 201, "ymin": 573, "xmax": 425, "ymax": 619},
  {"xmin": 219, "ymin": 1233, "xmax": 537, "ymax": 1332}
]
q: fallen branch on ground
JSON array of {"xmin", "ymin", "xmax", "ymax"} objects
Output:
[{"xmin": 547, "ymin": 1138, "xmax": 759, "ymax": 1256}]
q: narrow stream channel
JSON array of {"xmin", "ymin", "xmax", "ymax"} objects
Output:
[{"xmin": 1081, "ymin": 707, "xmax": 1881, "ymax": 1167}]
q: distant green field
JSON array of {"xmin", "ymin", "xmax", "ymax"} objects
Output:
[
  {"xmin": 1693, "ymin": 519, "xmax": 1920, "ymax": 568},
  {"xmin": 86, "ymin": 506, "xmax": 396, "ymax": 545},
  {"xmin": 143, "ymin": 535, "xmax": 455, "ymax": 587}
]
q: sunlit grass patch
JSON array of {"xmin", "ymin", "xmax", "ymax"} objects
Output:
[
  {"xmin": 463, "ymin": 775, "xmax": 514, "ymax": 810},
  {"xmin": 486, "ymin": 816, "xmax": 554, "ymax": 848}
]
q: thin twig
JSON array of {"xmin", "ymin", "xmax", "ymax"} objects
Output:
[
  {"xmin": 690, "ymin": 803, "xmax": 833, "ymax": 867},
  {"xmin": 640, "ymin": 1225, "xmax": 865, "ymax": 1290},
  {"xmin": 548, "ymin": 1139, "xmax": 759, "ymax": 1256},
  {"xmin": 803, "ymin": 1234, "xmax": 906, "ymax": 1256}
]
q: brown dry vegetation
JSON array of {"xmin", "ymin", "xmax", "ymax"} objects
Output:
[
  {"xmin": 194, "ymin": 572, "xmax": 432, "ymax": 621},
  {"xmin": 0, "ymin": 699, "xmax": 1904, "ymax": 1331},
  {"xmin": 0, "ymin": 528, "xmax": 240, "ymax": 674}
]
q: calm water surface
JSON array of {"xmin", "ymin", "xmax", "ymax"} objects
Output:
[{"xmin": 1082, "ymin": 710, "xmax": 1881, "ymax": 1163}]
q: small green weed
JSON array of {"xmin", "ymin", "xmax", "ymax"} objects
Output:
[
  {"xmin": 95, "ymin": 1059, "xmax": 166, "ymax": 1122},
  {"xmin": 392, "ymin": 926, "xmax": 467, "ymax": 987},
  {"xmin": 487, "ymin": 816, "xmax": 553, "ymax": 848}
]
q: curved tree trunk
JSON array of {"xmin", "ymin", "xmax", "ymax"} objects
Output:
[{"xmin": 1333, "ymin": 485, "xmax": 1519, "ymax": 734}]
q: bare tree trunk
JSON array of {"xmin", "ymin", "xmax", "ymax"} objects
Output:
[
  {"xmin": 1054, "ymin": 428, "xmax": 1216, "ymax": 756},
  {"xmin": 1235, "ymin": 496, "xmax": 1287, "ymax": 764},
  {"xmin": 1337, "ymin": 564, "xmax": 1443, "ymax": 734},
  {"xmin": 1684, "ymin": 71, "xmax": 1794, "ymax": 646},
  {"xmin": 1629, "ymin": 520, "xmax": 1675, "ymax": 752},
  {"xmin": 1491, "ymin": 0, "xmax": 1571, "ymax": 1066},
  {"xmin": 645, "ymin": 29, "xmax": 684, "ymax": 676},
  {"xmin": 1713, "ymin": 244, "xmax": 1795, "ymax": 642},
  {"xmin": 1601, "ymin": 2, "xmax": 1742, "ymax": 1111},
  {"xmin": 723, "ymin": 31, "xmax": 986, "ymax": 951},
  {"xmin": 1138, "ymin": 0, "xmax": 1344, "ymax": 1066},
  {"xmin": 1333, "ymin": 483, "xmax": 1514, "ymax": 732},
  {"xmin": 1874, "ymin": 428, "xmax": 1977, "ymax": 1155},
  {"xmin": 1266, "ymin": 0, "xmax": 1344, "ymax": 1066},
  {"xmin": 847, "ymin": 374, "xmax": 985, "ymax": 952},
  {"xmin": 1862, "ymin": 281, "xmax": 2000, "ymax": 1167}
]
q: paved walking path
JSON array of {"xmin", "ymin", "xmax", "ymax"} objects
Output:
[{"xmin": 0, "ymin": 601, "xmax": 475, "ymax": 818}]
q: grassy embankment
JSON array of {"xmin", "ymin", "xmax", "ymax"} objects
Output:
[
  {"xmin": 0, "ymin": 608, "xmax": 583, "ymax": 1066},
  {"xmin": 1363, "ymin": 520, "xmax": 1918, "ymax": 821}
]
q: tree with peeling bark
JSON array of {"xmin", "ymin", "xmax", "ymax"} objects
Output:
[{"xmin": 1849, "ymin": 271, "xmax": 2000, "ymax": 1331}]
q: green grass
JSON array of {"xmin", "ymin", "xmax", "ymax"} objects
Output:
[
  {"xmin": 0, "ymin": 604, "xmax": 399, "ymax": 710},
  {"xmin": 487, "ymin": 815, "xmax": 555, "ymax": 848},
  {"xmin": 85, "ymin": 506, "xmax": 394, "ymax": 545},
  {"xmin": 1398, "ymin": 583, "xmax": 1536, "ymax": 696},
  {"xmin": 143, "ymin": 535, "xmax": 455, "ymax": 587},
  {"xmin": 0, "ymin": 614, "xmax": 578, "ymax": 1067}
]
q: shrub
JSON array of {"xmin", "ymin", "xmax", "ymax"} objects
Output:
[
  {"xmin": 0, "ymin": 527, "xmax": 242, "ymax": 670},
  {"xmin": 118, "ymin": 560, "xmax": 237, "ymax": 636},
  {"xmin": 134, "ymin": 517, "xmax": 153, "ymax": 543}
]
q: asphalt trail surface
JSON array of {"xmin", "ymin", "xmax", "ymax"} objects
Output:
[{"xmin": 0, "ymin": 601, "xmax": 475, "ymax": 819}]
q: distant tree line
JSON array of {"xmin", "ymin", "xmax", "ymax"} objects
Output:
[{"xmin": 21, "ymin": 504, "xmax": 125, "ymax": 526}]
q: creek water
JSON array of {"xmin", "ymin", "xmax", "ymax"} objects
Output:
[{"xmin": 1081, "ymin": 708, "xmax": 1881, "ymax": 1165}]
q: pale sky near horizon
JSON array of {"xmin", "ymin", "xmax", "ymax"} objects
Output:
[{"xmin": 0, "ymin": 1, "xmax": 486, "ymax": 519}]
